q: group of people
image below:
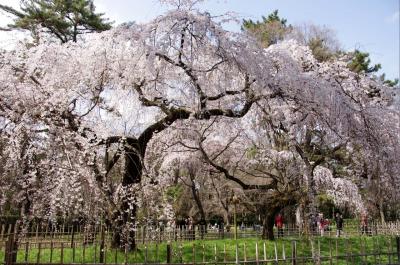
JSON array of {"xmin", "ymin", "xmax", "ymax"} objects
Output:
[
  {"xmin": 274, "ymin": 212, "xmax": 346, "ymax": 237},
  {"xmin": 316, "ymin": 213, "xmax": 330, "ymax": 236},
  {"xmin": 311, "ymin": 212, "xmax": 344, "ymax": 237},
  {"xmin": 180, "ymin": 210, "xmax": 369, "ymax": 239}
]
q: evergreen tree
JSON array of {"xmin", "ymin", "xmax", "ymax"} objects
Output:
[
  {"xmin": 347, "ymin": 49, "xmax": 381, "ymax": 74},
  {"xmin": 383, "ymin": 78, "xmax": 399, "ymax": 88},
  {"xmin": 243, "ymin": 12, "xmax": 396, "ymax": 84},
  {"xmin": 0, "ymin": 0, "xmax": 112, "ymax": 43},
  {"xmin": 379, "ymin": 74, "xmax": 399, "ymax": 88},
  {"xmin": 243, "ymin": 12, "xmax": 339, "ymax": 62},
  {"xmin": 307, "ymin": 37, "xmax": 337, "ymax": 62},
  {"xmin": 242, "ymin": 10, "xmax": 290, "ymax": 47}
]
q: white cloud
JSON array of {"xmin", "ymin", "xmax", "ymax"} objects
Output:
[{"xmin": 385, "ymin": 11, "xmax": 399, "ymax": 23}]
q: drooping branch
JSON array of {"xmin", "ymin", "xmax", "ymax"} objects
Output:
[
  {"xmin": 133, "ymin": 79, "xmax": 172, "ymax": 114},
  {"xmin": 136, "ymin": 74, "xmax": 260, "ymax": 151},
  {"xmin": 138, "ymin": 107, "xmax": 191, "ymax": 154},
  {"xmin": 174, "ymin": 124, "xmax": 278, "ymax": 191},
  {"xmin": 199, "ymin": 140, "xmax": 277, "ymax": 190}
]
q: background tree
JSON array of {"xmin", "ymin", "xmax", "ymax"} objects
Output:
[
  {"xmin": 346, "ymin": 49, "xmax": 399, "ymax": 89},
  {"xmin": 243, "ymin": 9, "xmax": 398, "ymax": 87},
  {"xmin": 287, "ymin": 23, "xmax": 341, "ymax": 62},
  {"xmin": 379, "ymin": 74, "xmax": 399, "ymax": 88},
  {"xmin": 242, "ymin": 10, "xmax": 290, "ymax": 47},
  {"xmin": 0, "ymin": 0, "xmax": 112, "ymax": 43},
  {"xmin": 347, "ymin": 49, "xmax": 381, "ymax": 74}
]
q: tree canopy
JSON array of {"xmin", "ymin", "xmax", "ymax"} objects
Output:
[
  {"xmin": 242, "ymin": 10, "xmax": 398, "ymax": 87},
  {"xmin": 242, "ymin": 10, "xmax": 289, "ymax": 47},
  {"xmin": 0, "ymin": 0, "xmax": 399, "ymax": 243},
  {"xmin": 347, "ymin": 49, "xmax": 381, "ymax": 74},
  {"xmin": 0, "ymin": 0, "xmax": 112, "ymax": 43}
]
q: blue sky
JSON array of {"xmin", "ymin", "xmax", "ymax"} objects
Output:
[{"xmin": 1, "ymin": 0, "xmax": 399, "ymax": 79}]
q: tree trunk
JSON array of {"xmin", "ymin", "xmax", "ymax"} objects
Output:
[
  {"xmin": 190, "ymin": 180, "xmax": 206, "ymax": 222},
  {"xmin": 296, "ymin": 204, "xmax": 304, "ymax": 232},
  {"xmin": 223, "ymin": 210, "xmax": 230, "ymax": 227},
  {"xmin": 111, "ymin": 143, "xmax": 142, "ymax": 250},
  {"xmin": 379, "ymin": 197, "xmax": 385, "ymax": 223},
  {"xmin": 262, "ymin": 213, "xmax": 276, "ymax": 240},
  {"xmin": 261, "ymin": 206, "xmax": 281, "ymax": 241},
  {"xmin": 377, "ymin": 171, "xmax": 385, "ymax": 224},
  {"xmin": 304, "ymin": 164, "xmax": 317, "ymax": 234}
]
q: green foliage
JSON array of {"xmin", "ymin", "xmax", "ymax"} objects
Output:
[
  {"xmin": 264, "ymin": 10, "xmax": 288, "ymax": 26},
  {"xmin": 246, "ymin": 145, "xmax": 258, "ymax": 159},
  {"xmin": 165, "ymin": 184, "xmax": 183, "ymax": 203},
  {"xmin": 383, "ymin": 78, "xmax": 399, "ymax": 87},
  {"xmin": 242, "ymin": 10, "xmax": 289, "ymax": 47},
  {"xmin": 243, "ymin": 12, "xmax": 339, "ymax": 62},
  {"xmin": 0, "ymin": 0, "xmax": 112, "ymax": 43},
  {"xmin": 308, "ymin": 37, "xmax": 335, "ymax": 62},
  {"xmin": 347, "ymin": 51, "xmax": 398, "ymax": 86},
  {"xmin": 316, "ymin": 193, "xmax": 335, "ymax": 218},
  {"xmin": 380, "ymin": 74, "xmax": 399, "ymax": 87},
  {"xmin": 347, "ymin": 49, "xmax": 381, "ymax": 74}
]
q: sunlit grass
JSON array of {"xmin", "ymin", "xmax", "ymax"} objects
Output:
[{"xmin": 0, "ymin": 235, "xmax": 397, "ymax": 264}]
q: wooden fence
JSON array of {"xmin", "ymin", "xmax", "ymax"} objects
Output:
[
  {"xmin": 1, "ymin": 221, "xmax": 399, "ymax": 245},
  {"xmin": 0, "ymin": 224, "xmax": 399, "ymax": 264}
]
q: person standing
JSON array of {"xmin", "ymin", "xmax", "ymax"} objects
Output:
[
  {"xmin": 309, "ymin": 214, "xmax": 317, "ymax": 235},
  {"xmin": 335, "ymin": 213, "xmax": 344, "ymax": 237},
  {"xmin": 360, "ymin": 212, "xmax": 368, "ymax": 235},
  {"xmin": 275, "ymin": 213, "xmax": 284, "ymax": 238},
  {"xmin": 188, "ymin": 217, "xmax": 195, "ymax": 240},
  {"xmin": 317, "ymin": 213, "xmax": 324, "ymax": 236}
]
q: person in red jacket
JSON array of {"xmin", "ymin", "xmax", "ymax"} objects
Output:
[{"xmin": 275, "ymin": 213, "xmax": 284, "ymax": 238}]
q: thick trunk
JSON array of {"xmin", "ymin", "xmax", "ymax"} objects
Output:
[
  {"xmin": 379, "ymin": 197, "xmax": 385, "ymax": 223},
  {"xmin": 262, "ymin": 213, "xmax": 276, "ymax": 240},
  {"xmin": 111, "ymin": 204, "xmax": 137, "ymax": 250},
  {"xmin": 190, "ymin": 183, "xmax": 206, "ymax": 221},
  {"xmin": 296, "ymin": 204, "xmax": 305, "ymax": 232},
  {"xmin": 223, "ymin": 210, "xmax": 230, "ymax": 226},
  {"xmin": 261, "ymin": 206, "xmax": 281, "ymax": 241},
  {"xmin": 111, "ymin": 143, "xmax": 142, "ymax": 250},
  {"xmin": 296, "ymin": 137, "xmax": 318, "ymax": 233},
  {"xmin": 377, "ymin": 173, "xmax": 385, "ymax": 224},
  {"xmin": 304, "ymin": 164, "xmax": 317, "ymax": 234}
]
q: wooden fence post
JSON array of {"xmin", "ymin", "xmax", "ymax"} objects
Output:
[
  {"xmin": 4, "ymin": 233, "xmax": 12, "ymax": 265},
  {"xmin": 192, "ymin": 243, "xmax": 196, "ymax": 264},
  {"xmin": 142, "ymin": 226, "xmax": 145, "ymax": 245},
  {"xmin": 61, "ymin": 242, "xmax": 64, "ymax": 265},
  {"xmin": 274, "ymin": 242, "xmax": 278, "ymax": 264},
  {"xmin": 0, "ymin": 224, "xmax": 4, "ymax": 239},
  {"xmin": 71, "ymin": 221, "xmax": 76, "ymax": 248},
  {"xmin": 99, "ymin": 224, "xmax": 105, "ymax": 263},
  {"xmin": 166, "ymin": 243, "xmax": 171, "ymax": 263},
  {"xmin": 5, "ymin": 230, "xmax": 17, "ymax": 265},
  {"xmin": 24, "ymin": 241, "xmax": 29, "ymax": 263},
  {"xmin": 255, "ymin": 242, "xmax": 259, "ymax": 265},
  {"xmin": 214, "ymin": 244, "xmax": 217, "ymax": 263},
  {"xmin": 235, "ymin": 243, "xmax": 239, "ymax": 265},
  {"xmin": 291, "ymin": 241, "xmax": 297, "ymax": 265},
  {"xmin": 37, "ymin": 242, "xmax": 41, "ymax": 264},
  {"xmin": 396, "ymin": 236, "xmax": 400, "ymax": 264}
]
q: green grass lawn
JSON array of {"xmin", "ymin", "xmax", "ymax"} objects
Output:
[{"xmin": 0, "ymin": 236, "xmax": 398, "ymax": 264}]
